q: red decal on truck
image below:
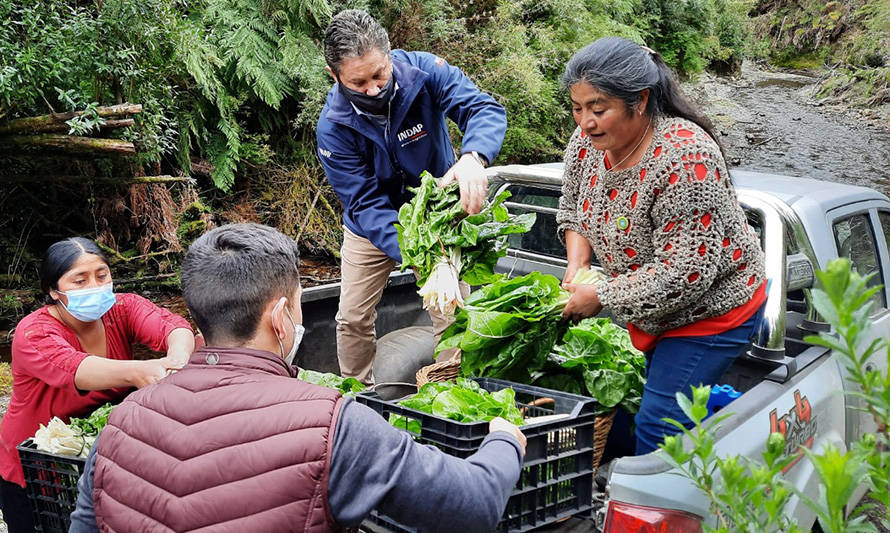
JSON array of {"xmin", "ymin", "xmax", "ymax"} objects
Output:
[{"xmin": 769, "ymin": 389, "xmax": 817, "ymax": 473}]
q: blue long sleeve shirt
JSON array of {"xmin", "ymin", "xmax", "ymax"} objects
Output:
[
  {"xmin": 316, "ymin": 50, "xmax": 508, "ymax": 261},
  {"xmin": 70, "ymin": 398, "xmax": 523, "ymax": 532}
]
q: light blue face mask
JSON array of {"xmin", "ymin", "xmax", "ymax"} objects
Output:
[{"xmin": 55, "ymin": 283, "xmax": 116, "ymax": 322}]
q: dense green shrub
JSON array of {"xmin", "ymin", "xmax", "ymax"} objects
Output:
[
  {"xmin": 0, "ymin": 0, "xmax": 754, "ymax": 182},
  {"xmin": 0, "ymin": 0, "xmax": 332, "ymax": 190}
]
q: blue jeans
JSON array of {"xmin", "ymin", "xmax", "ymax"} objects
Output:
[{"xmin": 633, "ymin": 304, "xmax": 765, "ymax": 455}]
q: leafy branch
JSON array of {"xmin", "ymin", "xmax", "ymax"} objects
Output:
[{"xmin": 660, "ymin": 258, "xmax": 889, "ymax": 531}]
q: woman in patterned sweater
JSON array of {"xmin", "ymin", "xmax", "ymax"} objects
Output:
[{"xmin": 556, "ymin": 37, "xmax": 767, "ymax": 455}]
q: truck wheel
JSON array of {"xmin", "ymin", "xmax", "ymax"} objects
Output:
[{"xmin": 373, "ymin": 326, "xmax": 437, "ymax": 385}]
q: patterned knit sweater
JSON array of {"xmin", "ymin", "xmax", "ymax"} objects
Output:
[{"xmin": 557, "ymin": 115, "xmax": 765, "ymax": 335}]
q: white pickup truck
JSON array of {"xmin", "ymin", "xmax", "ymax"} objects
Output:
[
  {"xmin": 297, "ymin": 163, "xmax": 890, "ymax": 531},
  {"xmin": 485, "ymin": 164, "xmax": 890, "ymax": 531}
]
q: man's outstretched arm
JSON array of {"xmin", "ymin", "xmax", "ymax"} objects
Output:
[{"xmin": 327, "ymin": 399, "xmax": 524, "ymax": 532}]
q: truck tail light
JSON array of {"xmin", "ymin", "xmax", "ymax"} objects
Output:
[{"xmin": 604, "ymin": 501, "xmax": 703, "ymax": 532}]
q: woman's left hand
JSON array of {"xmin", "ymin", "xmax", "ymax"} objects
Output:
[{"xmin": 562, "ymin": 283, "xmax": 603, "ymax": 323}]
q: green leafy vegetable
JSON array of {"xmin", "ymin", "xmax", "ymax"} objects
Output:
[
  {"xmin": 298, "ymin": 369, "xmax": 366, "ymax": 396},
  {"xmin": 436, "ymin": 272, "xmax": 570, "ymax": 383},
  {"xmin": 69, "ymin": 403, "xmax": 115, "ymax": 436},
  {"xmin": 551, "ymin": 318, "xmax": 647, "ymax": 415},
  {"xmin": 438, "ymin": 270, "xmax": 645, "ymax": 415},
  {"xmin": 395, "ymin": 172, "xmax": 536, "ymax": 315},
  {"xmin": 388, "ymin": 378, "xmax": 524, "ymax": 433},
  {"xmin": 34, "ymin": 403, "xmax": 117, "ymax": 457}
]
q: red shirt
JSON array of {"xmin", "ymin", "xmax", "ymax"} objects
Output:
[
  {"xmin": 0, "ymin": 293, "xmax": 191, "ymax": 486},
  {"xmin": 627, "ymin": 281, "xmax": 767, "ymax": 353}
]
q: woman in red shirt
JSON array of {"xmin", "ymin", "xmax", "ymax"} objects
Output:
[{"xmin": 0, "ymin": 237, "xmax": 194, "ymax": 532}]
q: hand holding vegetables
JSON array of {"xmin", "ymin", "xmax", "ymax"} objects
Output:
[
  {"xmin": 440, "ymin": 152, "xmax": 488, "ymax": 214},
  {"xmin": 561, "ymin": 263, "xmax": 588, "ymax": 289},
  {"xmin": 396, "ymin": 172, "xmax": 536, "ymax": 316},
  {"xmin": 563, "ymin": 268, "xmax": 606, "ymax": 322},
  {"xmin": 563, "ymin": 284, "xmax": 603, "ymax": 322}
]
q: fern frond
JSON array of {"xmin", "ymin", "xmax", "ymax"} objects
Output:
[
  {"xmin": 204, "ymin": 0, "xmax": 291, "ymax": 108},
  {"xmin": 175, "ymin": 22, "xmax": 225, "ymax": 102},
  {"xmin": 207, "ymin": 116, "xmax": 241, "ymax": 191}
]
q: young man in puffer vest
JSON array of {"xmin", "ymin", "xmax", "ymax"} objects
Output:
[{"xmin": 69, "ymin": 223, "xmax": 526, "ymax": 533}]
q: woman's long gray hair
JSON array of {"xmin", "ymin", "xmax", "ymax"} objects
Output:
[{"xmin": 562, "ymin": 37, "xmax": 723, "ymax": 155}]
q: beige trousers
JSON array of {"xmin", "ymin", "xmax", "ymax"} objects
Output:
[{"xmin": 336, "ymin": 227, "xmax": 466, "ymax": 384}]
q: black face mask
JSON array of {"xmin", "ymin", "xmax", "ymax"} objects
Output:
[{"xmin": 337, "ymin": 74, "xmax": 395, "ymax": 116}]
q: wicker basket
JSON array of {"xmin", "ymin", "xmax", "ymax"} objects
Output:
[
  {"xmin": 415, "ymin": 354, "xmax": 461, "ymax": 387},
  {"xmin": 592, "ymin": 409, "xmax": 616, "ymax": 470},
  {"xmin": 415, "ymin": 353, "xmax": 616, "ymax": 470}
]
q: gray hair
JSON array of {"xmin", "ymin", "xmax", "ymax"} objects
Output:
[
  {"xmin": 323, "ymin": 9, "xmax": 390, "ymax": 75},
  {"xmin": 562, "ymin": 36, "xmax": 721, "ymax": 150},
  {"xmin": 182, "ymin": 223, "xmax": 300, "ymax": 344}
]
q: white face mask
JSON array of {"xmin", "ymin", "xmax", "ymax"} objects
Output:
[{"xmin": 278, "ymin": 306, "xmax": 304, "ymax": 366}]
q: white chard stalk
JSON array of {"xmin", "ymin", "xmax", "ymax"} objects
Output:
[
  {"xmin": 571, "ymin": 267, "xmax": 606, "ymax": 285},
  {"xmin": 418, "ymin": 247, "xmax": 463, "ymax": 315},
  {"xmin": 33, "ymin": 417, "xmax": 90, "ymax": 457}
]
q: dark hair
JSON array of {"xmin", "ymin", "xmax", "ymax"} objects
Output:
[
  {"xmin": 323, "ymin": 9, "xmax": 390, "ymax": 75},
  {"xmin": 181, "ymin": 223, "xmax": 301, "ymax": 344},
  {"xmin": 562, "ymin": 37, "xmax": 723, "ymax": 155},
  {"xmin": 40, "ymin": 237, "xmax": 109, "ymax": 303}
]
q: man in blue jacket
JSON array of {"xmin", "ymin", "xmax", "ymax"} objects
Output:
[{"xmin": 317, "ymin": 9, "xmax": 507, "ymax": 383}]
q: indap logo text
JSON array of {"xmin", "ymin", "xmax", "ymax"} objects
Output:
[
  {"xmin": 769, "ymin": 389, "xmax": 817, "ymax": 473},
  {"xmin": 397, "ymin": 123, "xmax": 425, "ymax": 143}
]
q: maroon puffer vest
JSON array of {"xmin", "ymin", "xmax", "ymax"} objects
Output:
[{"xmin": 93, "ymin": 347, "xmax": 343, "ymax": 532}]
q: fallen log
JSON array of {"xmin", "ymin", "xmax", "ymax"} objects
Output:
[
  {"xmin": 0, "ymin": 103, "xmax": 142, "ymax": 135},
  {"xmin": 114, "ymin": 273, "xmax": 179, "ymax": 286},
  {"xmin": 0, "ymin": 134, "xmax": 136, "ymax": 155},
  {"xmin": 0, "ymin": 118, "xmax": 136, "ymax": 135},
  {"xmin": 0, "ymin": 174, "xmax": 193, "ymax": 185}
]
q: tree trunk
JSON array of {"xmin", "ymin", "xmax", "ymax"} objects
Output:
[
  {"xmin": 0, "ymin": 135, "xmax": 136, "ymax": 155},
  {"xmin": 0, "ymin": 103, "xmax": 142, "ymax": 135}
]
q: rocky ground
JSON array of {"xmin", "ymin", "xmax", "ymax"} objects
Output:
[{"xmin": 685, "ymin": 62, "xmax": 890, "ymax": 196}]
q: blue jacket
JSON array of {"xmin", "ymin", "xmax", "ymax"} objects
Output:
[{"xmin": 317, "ymin": 50, "xmax": 507, "ymax": 261}]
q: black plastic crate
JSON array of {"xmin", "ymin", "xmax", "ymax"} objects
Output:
[
  {"xmin": 17, "ymin": 438, "xmax": 87, "ymax": 533},
  {"xmin": 356, "ymin": 377, "xmax": 598, "ymax": 532}
]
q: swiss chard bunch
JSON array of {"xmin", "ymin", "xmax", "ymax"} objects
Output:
[
  {"xmin": 389, "ymin": 378, "xmax": 524, "ymax": 433},
  {"xmin": 395, "ymin": 172, "xmax": 536, "ymax": 315},
  {"xmin": 35, "ymin": 403, "xmax": 116, "ymax": 457},
  {"xmin": 69, "ymin": 403, "xmax": 115, "ymax": 436},
  {"xmin": 298, "ymin": 369, "xmax": 366, "ymax": 397},
  {"xmin": 436, "ymin": 272, "xmax": 570, "ymax": 383},
  {"xmin": 550, "ymin": 318, "xmax": 646, "ymax": 415}
]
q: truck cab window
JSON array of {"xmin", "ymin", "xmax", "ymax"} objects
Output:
[
  {"xmin": 833, "ymin": 213, "xmax": 885, "ymax": 308},
  {"xmin": 878, "ymin": 211, "xmax": 890, "ymax": 262},
  {"xmin": 503, "ymin": 185, "xmax": 570, "ymax": 260}
]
